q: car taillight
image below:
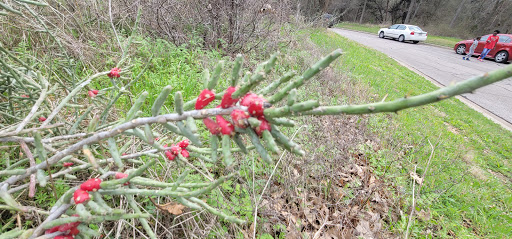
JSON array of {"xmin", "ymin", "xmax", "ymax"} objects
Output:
[
  {"xmin": 410, "ymin": 32, "xmax": 415, "ymax": 35},
  {"xmin": 426, "ymin": 33, "xmax": 428, "ymax": 36}
]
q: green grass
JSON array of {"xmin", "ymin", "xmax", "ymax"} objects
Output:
[
  {"xmin": 335, "ymin": 22, "xmax": 463, "ymax": 48},
  {"xmin": 310, "ymin": 30, "xmax": 512, "ymax": 238}
]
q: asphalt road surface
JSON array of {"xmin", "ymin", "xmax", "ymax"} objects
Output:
[{"xmin": 330, "ymin": 28, "xmax": 512, "ymax": 129}]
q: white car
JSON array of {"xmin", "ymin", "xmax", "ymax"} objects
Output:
[{"xmin": 378, "ymin": 24, "xmax": 427, "ymax": 44}]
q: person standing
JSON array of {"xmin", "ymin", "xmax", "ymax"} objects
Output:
[
  {"xmin": 477, "ymin": 30, "xmax": 500, "ymax": 62},
  {"xmin": 463, "ymin": 36, "xmax": 482, "ymax": 61}
]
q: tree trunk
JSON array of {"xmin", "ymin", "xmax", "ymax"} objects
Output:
[
  {"xmin": 449, "ymin": 0, "xmax": 467, "ymax": 28},
  {"xmin": 359, "ymin": 0, "xmax": 368, "ymax": 24},
  {"xmin": 411, "ymin": 0, "xmax": 423, "ymax": 21},
  {"xmin": 404, "ymin": 0, "xmax": 416, "ymax": 24}
]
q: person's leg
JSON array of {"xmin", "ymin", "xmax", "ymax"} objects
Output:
[
  {"xmin": 480, "ymin": 48, "xmax": 491, "ymax": 59},
  {"xmin": 466, "ymin": 48, "xmax": 475, "ymax": 60}
]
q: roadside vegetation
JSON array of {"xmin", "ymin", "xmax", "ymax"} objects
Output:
[
  {"xmin": 310, "ymin": 29, "xmax": 512, "ymax": 238},
  {"xmin": 1, "ymin": 1, "xmax": 511, "ymax": 239},
  {"xmin": 334, "ymin": 22, "xmax": 463, "ymax": 48}
]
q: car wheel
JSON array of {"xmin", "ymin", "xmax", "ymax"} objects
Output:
[
  {"xmin": 494, "ymin": 51, "xmax": 509, "ymax": 63},
  {"xmin": 413, "ymin": 41, "xmax": 419, "ymax": 44},
  {"xmin": 456, "ymin": 44, "xmax": 466, "ymax": 54},
  {"xmin": 398, "ymin": 35, "xmax": 405, "ymax": 42},
  {"xmin": 379, "ymin": 31, "xmax": 384, "ymax": 38}
]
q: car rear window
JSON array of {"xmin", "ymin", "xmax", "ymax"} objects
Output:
[
  {"xmin": 408, "ymin": 26, "xmax": 423, "ymax": 31},
  {"xmin": 498, "ymin": 36, "xmax": 511, "ymax": 43}
]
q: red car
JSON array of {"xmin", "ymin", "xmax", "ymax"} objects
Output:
[{"xmin": 454, "ymin": 34, "xmax": 512, "ymax": 63}]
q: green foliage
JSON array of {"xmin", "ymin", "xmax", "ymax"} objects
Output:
[{"xmin": 310, "ymin": 30, "xmax": 512, "ymax": 238}]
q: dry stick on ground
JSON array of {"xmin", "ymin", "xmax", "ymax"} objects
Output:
[
  {"xmin": 18, "ymin": 141, "xmax": 36, "ymax": 198},
  {"xmin": 405, "ymin": 138, "xmax": 436, "ymax": 238}
]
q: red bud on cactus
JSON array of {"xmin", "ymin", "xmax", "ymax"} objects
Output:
[
  {"xmin": 54, "ymin": 235, "xmax": 74, "ymax": 239},
  {"xmin": 57, "ymin": 217, "xmax": 81, "ymax": 232},
  {"xmin": 178, "ymin": 139, "xmax": 190, "ymax": 149},
  {"xmin": 80, "ymin": 178, "xmax": 102, "ymax": 192},
  {"xmin": 21, "ymin": 95, "xmax": 29, "ymax": 98},
  {"xmin": 203, "ymin": 118, "xmax": 221, "ymax": 135},
  {"xmin": 248, "ymin": 98, "xmax": 265, "ymax": 117},
  {"xmin": 181, "ymin": 149, "xmax": 190, "ymax": 158},
  {"xmin": 122, "ymin": 153, "xmax": 127, "ymax": 156},
  {"xmin": 63, "ymin": 162, "xmax": 74, "ymax": 167},
  {"xmin": 73, "ymin": 189, "xmax": 90, "ymax": 204},
  {"xmin": 255, "ymin": 117, "xmax": 271, "ymax": 136},
  {"xmin": 195, "ymin": 89, "xmax": 215, "ymax": 109},
  {"xmin": 220, "ymin": 86, "xmax": 240, "ymax": 108},
  {"xmin": 165, "ymin": 151, "xmax": 176, "ymax": 161},
  {"xmin": 88, "ymin": 90, "xmax": 99, "ymax": 98},
  {"xmin": 38, "ymin": 117, "xmax": 46, "ymax": 122},
  {"xmin": 115, "ymin": 172, "xmax": 128, "ymax": 179},
  {"xmin": 230, "ymin": 109, "xmax": 250, "ymax": 128},
  {"xmin": 216, "ymin": 115, "xmax": 234, "ymax": 135},
  {"xmin": 170, "ymin": 145, "xmax": 181, "ymax": 155},
  {"xmin": 107, "ymin": 67, "xmax": 121, "ymax": 78},
  {"xmin": 154, "ymin": 137, "xmax": 159, "ymax": 141}
]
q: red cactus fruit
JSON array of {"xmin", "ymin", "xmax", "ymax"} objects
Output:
[
  {"xmin": 170, "ymin": 145, "xmax": 181, "ymax": 155},
  {"xmin": 80, "ymin": 178, "xmax": 102, "ymax": 192},
  {"xmin": 45, "ymin": 225, "xmax": 60, "ymax": 234},
  {"xmin": 107, "ymin": 67, "xmax": 121, "ymax": 78},
  {"xmin": 69, "ymin": 226, "xmax": 80, "ymax": 236},
  {"xmin": 216, "ymin": 115, "xmax": 234, "ymax": 135},
  {"xmin": 230, "ymin": 109, "xmax": 250, "ymax": 128},
  {"xmin": 154, "ymin": 137, "xmax": 159, "ymax": 141},
  {"xmin": 73, "ymin": 189, "xmax": 90, "ymax": 204},
  {"xmin": 122, "ymin": 153, "xmax": 127, "ymax": 156},
  {"xmin": 165, "ymin": 150, "xmax": 176, "ymax": 161},
  {"xmin": 38, "ymin": 116, "xmax": 46, "ymax": 122},
  {"xmin": 255, "ymin": 117, "xmax": 271, "ymax": 136},
  {"xmin": 248, "ymin": 98, "xmax": 265, "ymax": 117},
  {"xmin": 240, "ymin": 93, "xmax": 259, "ymax": 106},
  {"xmin": 195, "ymin": 89, "xmax": 215, "ymax": 109},
  {"xmin": 88, "ymin": 90, "xmax": 99, "ymax": 98},
  {"xmin": 178, "ymin": 139, "xmax": 190, "ymax": 149},
  {"xmin": 63, "ymin": 162, "xmax": 74, "ymax": 167},
  {"xmin": 115, "ymin": 172, "xmax": 128, "ymax": 179},
  {"xmin": 54, "ymin": 235, "xmax": 74, "ymax": 239},
  {"xmin": 181, "ymin": 149, "xmax": 190, "ymax": 158},
  {"xmin": 220, "ymin": 86, "xmax": 240, "ymax": 108},
  {"xmin": 203, "ymin": 118, "xmax": 221, "ymax": 135}
]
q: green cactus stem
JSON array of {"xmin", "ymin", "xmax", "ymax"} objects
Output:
[
  {"xmin": 265, "ymin": 117, "xmax": 296, "ymax": 127},
  {"xmin": 125, "ymin": 91, "xmax": 149, "ymax": 122},
  {"xmin": 107, "ymin": 138, "xmax": 124, "ymax": 170},
  {"xmin": 176, "ymin": 121, "xmax": 201, "ymax": 146},
  {"xmin": 188, "ymin": 197, "xmax": 246, "ymax": 224},
  {"xmin": 163, "ymin": 122, "xmax": 182, "ymax": 135},
  {"xmin": 248, "ymin": 117, "xmax": 261, "ymax": 128},
  {"xmin": 263, "ymin": 106, "xmax": 290, "ymax": 118},
  {"xmin": 130, "ymin": 177, "xmax": 210, "ymax": 189},
  {"xmin": 268, "ymin": 49, "xmax": 343, "ymax": 104},
  {"xmin": 210, "ymin": 135, "xmax": 219, "ymax": 162},
  {"xmin": 144, "ymin": 124, "xmax": 154, "ymax": 145},
  {"xmin": 151, "ymin": 85, "xmax": 173, "ymax": 117},
  {"xmin": 287, "ymin": 89, "xmax": 297, "ymax": 106},
  {"xmin": 127, "ymin": 185, "xmax": 157, "ymax": 239},
  {"xmin": 222, "ymin": 135, "xmax": 233, "ymax": 166},
  {"xmin": 262, "ymin": 130, "xmax": 280, "ymax": 154},
  {"xmin": 231, "ymin": 54, "xmax": 243, "ymax": 86},
  {"xmin": 186, "ymin": 116, "xmax": 198, "ymax": 133},
  {"xmin": 259, "ymin": 71, "xmax": 296, "ymax": 96},
  {"xmin": 269, "ymin": 125, "xmax": 305, "ymax": 156},
  {"xmin": 174, "ymin": 91, "xmax": 184, "ymax": 115},
  {"xmin": 14, "ymin": 0, "xmax": 49, "ymax": 7},
  {"xmin": 290, "ymin": 100, "xmax": 320, "ymax": 112},
  {"xmin": 0, "ymin": 228, "xmax": 23, "ymax": 239},
  {"xmin": 99, "ymin": 173, "xmax": 236, "ymax": 198},
  {"xmin": 233, "ymin": 133, "xmax": 248, "ymax": 154},
  {"xmin": 172, "ymin": 170, "xmax": 191, "ymax": 191},
  {"xmin": 208, "ymin": 61, "xmax": 225, "ymax": 90},
  {"xmin": 246, "ymin": 128, "xmax": 273, "ymax": 164},
  {"xmin": 43, "ymin": 213, "xmax": 151, "ymax": 229},
  {"xmin": 0, "ymin": 169, "xmax": 26, "ymax": 176}
]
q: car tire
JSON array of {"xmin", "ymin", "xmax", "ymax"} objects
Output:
[
  {"xmin": 413, "ymin": 41, "xmax": 419, "ymax": 44},
  {"xmin": 455, "ymin": 44, "xmax": 466, "ymax": 54},
  {"xmin": 398, "ymin": 35, "xmax": 405, "ymax": 42},
  {"xmin": 379, "ymin": 31, "xmax": 384, "ymax": 38},
  {"xmin": 494, "ymin": 51, "xmax": 509, "ymax": 63}
]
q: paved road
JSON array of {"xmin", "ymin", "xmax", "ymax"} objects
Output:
[{"xmin": 330, "ymin": 28, "xmax": 512, "ymax": 129}]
